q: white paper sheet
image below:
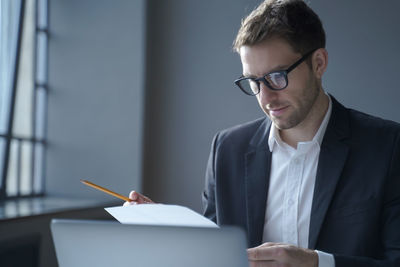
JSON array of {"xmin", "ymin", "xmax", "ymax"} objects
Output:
[{"xmin": 105, "ymin": 204, "xmax": 218, "ymax": 228}]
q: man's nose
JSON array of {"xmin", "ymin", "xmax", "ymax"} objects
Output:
[{"xmin": 258, "ymin": 82, "xmax": 278, "ymax": 101}]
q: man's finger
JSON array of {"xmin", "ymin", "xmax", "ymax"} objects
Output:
[
  {"xmin": 141, "ymin": 195, "xmax": 153, "ymax": 203},
  {"xmin": 128, "ymin": 191, "xmax": 154, "ymax": 204},
  {"xmin": 123, "ymin": 200, "xmax": 137, "ymax": 206},
  {"xmin": 127, "ymin": 191, "xmax": 144, "ymax": 204},
  {"xmin": 257, "ymin": 242, "xmax": 280, "ymax": 248},
  {"xmin": 247, "ymin": 245, "xmax": 285, "ymax": 261}
]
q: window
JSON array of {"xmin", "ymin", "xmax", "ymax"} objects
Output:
[{"xmin": 0, "ymin": 0, "xmax": 48, "ymax": 199}]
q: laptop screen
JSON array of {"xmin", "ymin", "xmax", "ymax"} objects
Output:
[{"xmin": 51, "ymin": 219, "xmax": 248, "ymax": 267}]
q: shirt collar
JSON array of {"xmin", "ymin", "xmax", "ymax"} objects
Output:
[{"xmin": 268, "ymin": 93, "xmax": 332, "ymax": 152}]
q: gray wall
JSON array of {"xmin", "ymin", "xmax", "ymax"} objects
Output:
[
  {"xmin": 46, "ymin": 0, "xmax": 145, "ymax": 200},
  {"xmin": 311, "ymin": 1, "xmax": 400, "ymax": 121},
  {"xmin": 142, "ymin": 0, "xmax": 400, "ymax": 213},
  {"xmin": 142, "ymin": 0, "xmax": 262, "ymax": 210},
  {"xmin": 45, "ymin": 0, "xmax": 400, "ymax": 212}
]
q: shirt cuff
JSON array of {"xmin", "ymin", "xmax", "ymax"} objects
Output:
[{"xmin": 316, "ymin": 250, "xmax": 335, "ymax": 267}]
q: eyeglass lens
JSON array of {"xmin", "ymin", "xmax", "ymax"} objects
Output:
[{"xmin": 239, "ymin": 71, "xmax": 287, "ymax": 95}]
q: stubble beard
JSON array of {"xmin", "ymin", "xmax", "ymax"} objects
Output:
[{"xmin": 270, "ymin": 82, "xmax": 320, "ymax": 130}]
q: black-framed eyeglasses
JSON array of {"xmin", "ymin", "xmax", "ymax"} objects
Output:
[{"xmin": 234, "ymin": 48, "xmax": 318, "ymax": 96}]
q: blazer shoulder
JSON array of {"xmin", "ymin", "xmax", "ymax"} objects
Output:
[
  {"xmin": 215, "ymin": 117, "xmax": 270, "ymax": 148},
  {"xmin": 348, "ymin": 108, "xmax": 400, "ymax": 135}
]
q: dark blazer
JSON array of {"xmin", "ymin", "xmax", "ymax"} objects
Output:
[{"xmin": 202, "ymin": 96, "xmax": 400, "ymax": 266}]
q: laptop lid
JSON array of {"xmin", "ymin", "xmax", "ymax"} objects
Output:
[{"xmin": 51, "ymin": 219, "xmax": 248, "ymax": 267}]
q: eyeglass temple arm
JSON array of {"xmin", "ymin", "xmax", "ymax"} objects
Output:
[{"xmin": 286, "ymin": 48, "xmax": 318, "ymax": 73}]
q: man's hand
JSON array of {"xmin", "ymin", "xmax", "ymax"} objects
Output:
[
  {"xmin": 123, "ymin": 191, "xmax": 154, "ymax": 206},
  {"xmin": 247, "ymin": 242, "xmax": 318, "ymax": 267}
]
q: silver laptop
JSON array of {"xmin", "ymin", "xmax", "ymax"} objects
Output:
[{"xmin": 51, "ymin": 219, "xmax": 248, "ymax": 267}]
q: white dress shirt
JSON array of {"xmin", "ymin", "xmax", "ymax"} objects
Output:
[{"xmin": 262, "ymin": 94, "xmax": 335, "ymax": 267}]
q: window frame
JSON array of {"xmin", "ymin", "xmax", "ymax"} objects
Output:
[{"xmin": 0, "ymin": 0, "xmax": 48, "ymax": 199}]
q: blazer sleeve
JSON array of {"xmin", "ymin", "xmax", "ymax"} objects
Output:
[
  {"xmin": 334, "ymin": 132, "xmax": 400, "ymax": 267},
  {"xmin": 202, "ymin": 133, "xmax": 219, "ymax": 223}
]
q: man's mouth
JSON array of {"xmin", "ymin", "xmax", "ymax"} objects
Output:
[{"xmin": 267, "ymin": 105, "xmax": 289, "ymax": 117}]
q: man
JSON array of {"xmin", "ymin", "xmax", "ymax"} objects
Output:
[
  {"xmin": 128, "ymin": 0, "xmax": 400, "ymax": 266},
  {"xmin": 201, "ymin": 0, "xmax": 400, "ymax": 266}
]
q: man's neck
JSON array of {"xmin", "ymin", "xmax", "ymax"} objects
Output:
[{"xmin": 279, "ymin": 92, "xmax": 329, "ymax": 148}]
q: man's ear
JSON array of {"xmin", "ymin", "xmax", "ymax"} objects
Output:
[{"xmin": 312, "ymin": 48, "xmax": 328, "ymax": 79}]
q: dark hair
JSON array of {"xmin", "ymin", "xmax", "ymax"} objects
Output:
[{"xmin": 233, "ymin": 0, "xmax": 325, "ymax": 55}]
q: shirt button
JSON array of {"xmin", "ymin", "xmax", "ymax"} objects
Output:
[{"xmin": 288, "ymin": 199, "xmax": 294, "ymax": 205}]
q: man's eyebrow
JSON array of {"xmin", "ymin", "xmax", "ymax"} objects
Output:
[
  {"xmin": 270, "ymin": 64, "xmax": 289, "ymax": 72},
  {"xmin": 243, "ymin": 64, "xmax": 289, "ymax": 78}
]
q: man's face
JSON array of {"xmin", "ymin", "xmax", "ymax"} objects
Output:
[{"xmin": 239, "ymin": 38, "xmax": 321, "ymax": 130}]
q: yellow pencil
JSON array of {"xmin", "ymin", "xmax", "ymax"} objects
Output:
[{"xmin": 80, "ymin": 179, "xmax": 132, "ymax": 202}]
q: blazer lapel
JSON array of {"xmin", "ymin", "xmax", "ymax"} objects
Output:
[
  {"xmin": 245, "ymin": 118, "xmax": 272, "ymax": 247},
  {"xmin": 308, "ymin": 97, "xmax": 350, "ymax": 249}
]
